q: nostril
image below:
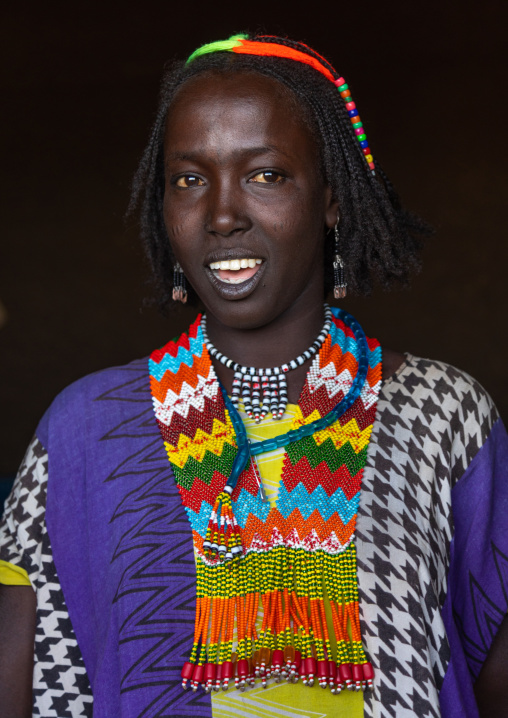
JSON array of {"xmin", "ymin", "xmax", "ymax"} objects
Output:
[{"xmin": 205, "ymin": 204, "xmax": 251, "ymax": 237}]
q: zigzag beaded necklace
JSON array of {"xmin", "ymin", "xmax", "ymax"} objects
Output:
[{"xmin": 149, "ymin": 307, "xmax": 382, "ymax": 695}]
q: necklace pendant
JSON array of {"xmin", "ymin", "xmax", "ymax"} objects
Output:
[
  {"xmin": 258, "ymin": 374, "xmax": 268, "ymax": 421},
  {"xmin": 252, "ymin": 374, "xmax": 261, "ymax": 422},
  {"xmin": 270, "ymin": 379, "xmax": 279, "ymax": 419},
  {"xmin": 201, "ymin": 305, "xmax": 334, "ymax": 421},
  {"xmin": 231, "ymin": 372, "xmax": 242, "ymax": 408},
  {"xmin": 277, "ymin": 373, "xmax": 288, "ymax": 418},
  {"xmin": 241, "ymin": 376, "xmax": 253, "ymax": 418}
]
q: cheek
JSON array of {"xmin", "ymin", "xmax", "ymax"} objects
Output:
[{"xmin": 163, "ymin": 195, "xmax": 198, "ymax": 246}]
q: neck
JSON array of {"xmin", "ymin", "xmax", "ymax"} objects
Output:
[{"xmin": 204, "ymin": 300, "xmax": 326, "ymax": 404}]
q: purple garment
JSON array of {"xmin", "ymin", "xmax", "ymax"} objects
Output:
[
  {"xmin": 38, "ymin": 359, "xmax": 212, "ymax": 717},
  {"xmin": 440, "ymin": 418, "xmax": 508, "ymax": 717},
  {"xmin": 35, "ymin": 355, "xmax": 507, "ymax": 717}
]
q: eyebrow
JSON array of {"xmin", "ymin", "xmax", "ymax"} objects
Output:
[{"xmin": 165, "ymin": 145, "xmax": 291, "ymax": 163}]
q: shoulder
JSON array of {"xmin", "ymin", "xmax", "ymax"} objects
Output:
[
  {"xmin": 46, "ymin": 356, "xmax": 149, "ymax": 408},
  {"xmin": 378, "ymin": 353, "xmax": 500, "ymax": 479},
  {"xmin": 382, "ymin": 353, "xmax": 497, "ymax": 415},
  {"xmin": 36, "ymin": 357, "xmax": 152, "ymax": 448}
]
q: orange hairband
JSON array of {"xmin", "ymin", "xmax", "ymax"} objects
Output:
[{"xmin": 186, "ymin": 35, "xmax": 375, "ymax": 173}]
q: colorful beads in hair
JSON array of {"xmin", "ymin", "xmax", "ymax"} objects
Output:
[{"xmin": 187, "ymin": 34, "xmax": 375, "ymax": 175}]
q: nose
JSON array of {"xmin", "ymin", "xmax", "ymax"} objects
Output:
[{"xmin": 204, "ymin": 178, "xmax": 251, "ymax": 237}]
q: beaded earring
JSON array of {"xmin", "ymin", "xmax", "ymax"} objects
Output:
[
  {"xmin": 172, "ymin": 261, "xmax": 188, "ymax": 303},
  {"xmin": 333, "ymin": 222, "xmax": 347, "ymax": 299}
]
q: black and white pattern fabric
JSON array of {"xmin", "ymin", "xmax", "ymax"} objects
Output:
[
  {"xmin": 0, "ymin": 437, "xmax": 93, "ymax": 717},
  {"xmin": 0, "ymin": 355, "xmax": 500, "ymax": 717},
  {"xmin": 358, "ymin": 356, "xmax": 497, "ymax": 718}
]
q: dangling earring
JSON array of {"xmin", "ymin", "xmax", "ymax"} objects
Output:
[
  {"xmin": 333, "ymin": 221, "xmax": 347, "ymax": 299},
  {"xmin": 172, "ymin": 261, "xmax": 188, "ymax": 303}
]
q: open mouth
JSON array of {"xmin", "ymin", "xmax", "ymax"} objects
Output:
[{"xmin": 208, "ymin": 258, "xmax": 263, "ymax": 284}]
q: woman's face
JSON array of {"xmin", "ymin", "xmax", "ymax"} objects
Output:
[{"xmin": 163, "ymin": 71, "xmax": 338, "ymax": 330}]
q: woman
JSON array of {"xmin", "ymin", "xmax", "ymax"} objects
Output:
[{"xmin": 1, "ymin": 33, "xmax": 507, "ymax": 718}]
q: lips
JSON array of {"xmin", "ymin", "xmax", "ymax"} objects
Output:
[{"xmin": 204, "ymin": 254, "xmax": 266, "ymax": 300}]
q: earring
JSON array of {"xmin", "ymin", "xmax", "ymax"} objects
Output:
[
  {"xmin": 172, "ymin": 261, "xmax": 188, "ymax": 303},
  {"xmin": 333, "ymin": 222, "xmax": 347, "ymax": 299}
]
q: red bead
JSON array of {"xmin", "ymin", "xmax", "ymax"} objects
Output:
[
  {"xmin": 362, "ymin": 147, "xmax": 370, "ymax": 155},
  {"xmin": 352, "ymin": 664, "xmax": 363, "ymax": 682},
  {"xmin": 204, "ymin": 663, "xmax": 216, "ymax": 682},
  {"xmin": 237, "ymin": 658, "xmax": 249, "ymax": 678},
  {"xmin": 272, "ymin": 649, "xmax": 284, "ymax": 668},
  {"xmin": 363, "ymin": 662, "xmax": 374, "ymax": 680},
  {"xmin": 222, "ymin": 661, "xmax": 233, "ymax": 680},
  {"xmin": 192, "ymin": 663, "xmax": 205, "ymax": 684},
  {"xmin": 345, "ymin": 101, "xmax": 356, "ymax": 111},
  {"xmin": 181, "ymin": 661, "xmax": 194, "ymax": 680},
  {"xmin": 293, "ymin": 651, "xmax": 302, "ymax": 671},
  {"xmin": 305, "ymin": 656, "xmax": 317, "ymax": 676},
  {"xmin": 317, "ymin": 660, "xmax": 329, "ymax": 678},
  {"xmin": 339, "ymin": 663, "xmax": 352, "ymax": 683}
]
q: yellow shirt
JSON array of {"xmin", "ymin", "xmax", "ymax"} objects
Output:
[{"xmin": 211, "ymin": 404, "xmax": 363, "ymax": 718}]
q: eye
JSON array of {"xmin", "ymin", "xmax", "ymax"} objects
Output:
[
  {"xmin": 175, "ymin": 175, "xmax": 205, "ymax": 188},
  {"xmin": 250, "ymin": 170, "xmax": 285, "ymax": 184}
]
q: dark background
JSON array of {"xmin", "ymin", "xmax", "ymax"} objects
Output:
[{"xmin": 1, "ymin": 2, "xmax": 507, "ymax": 489}]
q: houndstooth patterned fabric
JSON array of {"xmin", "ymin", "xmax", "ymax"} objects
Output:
[
  {"xmin": 358, "ymin": 356, "xmax": 497, "ymax": 718},
  {"xmin": 0, "ymin": 437, "xmax": 93, "ymax": 717},
  {"xmin": 0, "ymin": 355, "xmax": 498, "ymax": 717}
]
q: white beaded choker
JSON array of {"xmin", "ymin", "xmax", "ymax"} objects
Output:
[{"xmin": 201, "ymin": 305, "xmax": 333, "ymax": 422}]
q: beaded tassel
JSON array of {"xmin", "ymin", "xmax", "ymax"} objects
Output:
[{"xmin": 181, "ymin": 547, "xmax": 375, "ymax": 694}]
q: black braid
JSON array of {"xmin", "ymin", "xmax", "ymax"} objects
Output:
[{"xmin": 128, "ymin": 33, "xmax": 431, "ymax": 312}]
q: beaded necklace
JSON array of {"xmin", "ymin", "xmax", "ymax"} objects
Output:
[
  {"xmin": 149, "ymin": 308, "xmax": 382, "ymax": 695},
  {"xmin": 201, "ymin": 305, "xmax": 333, "ymax": 421}
]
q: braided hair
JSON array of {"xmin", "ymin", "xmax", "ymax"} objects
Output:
[{"xmin": 129, "ymin": 33, "xmax": 429, "ymax": 310}]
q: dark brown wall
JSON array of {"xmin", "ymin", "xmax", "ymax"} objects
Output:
[{"xmin": 1, "ymin": 2, "xmax": 506, "ymax": 474}]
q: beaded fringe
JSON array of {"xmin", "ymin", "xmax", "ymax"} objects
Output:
[{"xmin": 181, "ymin": 543, "xmax": 374, "ymax": 694}]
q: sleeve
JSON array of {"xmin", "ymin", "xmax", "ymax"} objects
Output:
[
  {"xmin": 0, "ymin": 435, "xmax": 49, "ymax": 587},
  {"xmin": 448, "ymin": 414, "xmax": 508, "ymax": 678}
]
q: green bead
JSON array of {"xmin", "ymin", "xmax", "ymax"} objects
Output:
[
  {"xmin": 353, "ymin": 121, "xmax": 363, "ymax": 129},
  {"xmin": 338, "ymin": 83, "xmax": 349, "ymax": 92},
  {"xmin": 358, "ymin": 133, "xmax": 367, "ymax": 141}
]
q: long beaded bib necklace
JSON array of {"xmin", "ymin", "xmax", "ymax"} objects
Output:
[{"xmin": 149, "ymin": 307, "xmax": 382, "ymax": 696}]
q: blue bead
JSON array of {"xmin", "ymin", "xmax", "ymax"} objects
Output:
[
  {"xmin": 359, "ymin": 140, "xmax": 369, "ymax": 149},
  {"xmin": 348, "ymin": 109, "xmax": 359, "ymax": 118}
]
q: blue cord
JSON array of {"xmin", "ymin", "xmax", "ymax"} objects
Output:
[{"xmin": 219, "ymin": 309, "xmax": 370, "ymax": 491}]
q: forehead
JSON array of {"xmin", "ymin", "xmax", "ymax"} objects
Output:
[{"xmin": 164, "ymin": 71, "xmax": 320, "ymax": 163}]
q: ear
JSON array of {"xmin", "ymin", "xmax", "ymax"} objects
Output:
[{"xmin": 324, "ymin": 185, "xmax": 339, "ymax": 229}]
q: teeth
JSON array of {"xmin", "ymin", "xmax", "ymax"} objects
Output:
[{"xmin": 209, "ymin": 258, "xmax": 262, "ymax": 270}]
